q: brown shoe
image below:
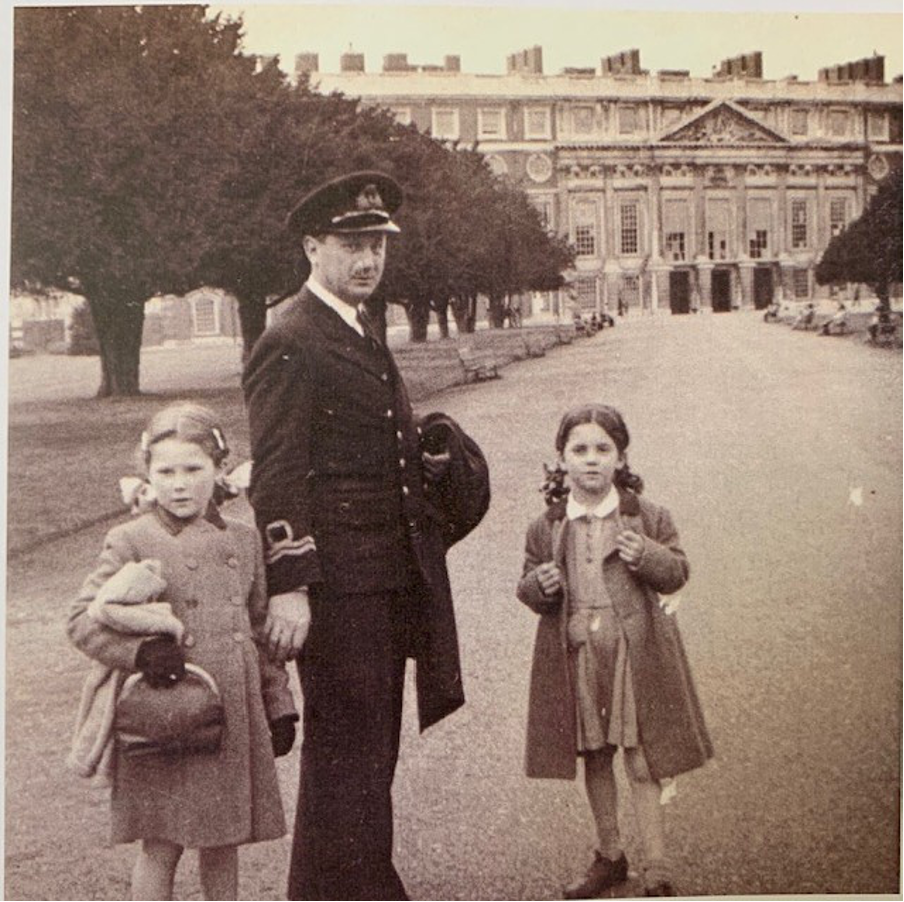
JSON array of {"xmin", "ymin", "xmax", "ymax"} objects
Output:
[{"xmin": 563, "ymin": 852, "xmax": 628, "ymax": 899}]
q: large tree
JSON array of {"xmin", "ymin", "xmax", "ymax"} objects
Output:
[
  {"xmin": 816, "ymin": 167, "xmax": 903, "ymax": 308},
  {"xmin": 12, "ymin": 5, "xmax": 267, "ymax": 395}
]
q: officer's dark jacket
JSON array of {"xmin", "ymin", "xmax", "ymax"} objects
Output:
[{"xmin": 243, "ymin": 286, "xmax": 482, "ymax": 729}]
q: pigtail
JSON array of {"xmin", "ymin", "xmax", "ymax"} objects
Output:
[
  {"xmin": 540, "ymin": 461, "xmax": 569, "ymax": 506},
  {"xmin": 614, "ymin": 458, "xmax": 644, "ymax": 495}
]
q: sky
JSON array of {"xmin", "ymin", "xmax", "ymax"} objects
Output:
[{"xmin": 210, "ymin": 1, "xmax": 903, "ymax": 83}]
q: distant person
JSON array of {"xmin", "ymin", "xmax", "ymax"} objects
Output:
[
  {"xmin": 792, "ymin": 301, "xmax": 816, "ymax": 330},
  {"xmin": 764, "ymin": 301, "xmax": 781, "ymax": 323},
  {"xmin": 516, "ymin": 404, "xmax": 713, "ymax": 899},
  {"xmin": 868, "ymin": 302, "xmax": 893, "ymax": 342},
  {"xmin": 820, "ymin": 301, "xmax": 848, "ymax": 335},
  {"xmin": 67, "ymin": 403, "xmax": 296, "ymax": 900},
  {"xmin": 600, "ymin": 301, "xmax": 615, "ymax": 328}
]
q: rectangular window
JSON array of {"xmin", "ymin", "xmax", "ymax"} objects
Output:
[
  {"xmin": 574, "ymin": 278, "xmax": 597, "ymax": 309},
  {"xmin": 574, "ymin": 226, "xmax": 596, "ymax": 257},
  {"xmin": 867, "ymin": 111, "xmax": 889, "ymax": 141},
  {"xmin": 828, "ymin": 109, "xmax": 850, "ymax": 137},
  {"xmin": 663, "ymin": 198, "xmax": 691, "ymax": 258},
  {"xmin": 793, "ymin": 269, "xmax": 809, "ymax": 298},
  {"xmin": 532, "ymin": 195, "xmax": 554, "ymax": 232},
  {"xmin": 571, "ymin": 106, "xmax": 594, "ymax": 135},
  {"xmin": 661, "ymin": 106, "xmax": 682, "ymax": 130},
  {"xmin": 790, "ymin": 108, "xmax": 809, "ymax": 136},
  {"xmin": 620, "ymin": 202, "xmax": 639, "ymax": 255},
  {"xmin": 431, "ymin": 108, "xmax": 459, "ymax": 140},
  {"xmin": 192, "ymin": 297, "xmax": 218, "ymax": 336},
  {"xmin": 621, "ymin": 275, "xmax": 640, "ymax": 307},
  {"xmin": 572, "ymin": 198, "xmax": 597, "ymax": 258},
  {"xmin": 707, "ymin": 233, "xmax": 728, "ymax": 261},
  {"xmin": 618, "ymin": 105, "xmax": 638, "ymax": 134},
  {"xmin": 389, "ymin": 106, "xmax": 411, "ymax": 126},
  {"xmin": 829, "ymin": 198, "xmax": 848, "ymax": 237},
  {"xmin": 791, "ymin": 199, "xmax": 808, "ymax": 249},
  {"xmin": 524, "ymin": 106, "xmax": 551, "ymax": 139},
  {"xmin": 478, "ymin": 108, "xmax": 505, "ymax": 139},
  {"xmin": 665, "ymin": 232, "xmax": 686, "ymax": 261},
  {"xmin": 749, "ymin": 230, "xmax": 768, "ymax": 259},
  {"xmin": 706, "ymin": 198, "xmax": 731, "ymax": 260},
  {"xmin": 748, "ymin": 197, "xmax": 771, "ymax": 258}
]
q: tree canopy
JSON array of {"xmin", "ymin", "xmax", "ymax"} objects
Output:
[
  {"xmin": 12, "ymin": 5, "xmax": 575, "ymax": 394},
  {"xmin": 815, "ymin": 167, "xmax": 903, "ymax": 307},
  {"xmin": 12, "ymin": 5, "xmax": 267, "ymax": 395}
]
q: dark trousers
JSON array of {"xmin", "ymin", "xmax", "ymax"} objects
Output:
[{"xmin": 288, "ymin": 585, "xmax": 416, "ymax": 901}]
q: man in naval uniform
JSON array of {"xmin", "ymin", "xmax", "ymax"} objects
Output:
[{"xmin": 243, "ymin": 171, "xmax": 467, "ymax": 900}]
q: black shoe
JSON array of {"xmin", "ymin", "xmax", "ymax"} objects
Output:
[
  {"xmin": 644, "ymin": 881, "xmax": 678, "ymax": 897},
  {"xmin": 563, "ymin": 852, "xmax": 628, "ymax": 899}
]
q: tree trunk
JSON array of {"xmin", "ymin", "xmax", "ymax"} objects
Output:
[
  {"xmin": 434, "ymin": 300, "xmax": 450, "ymax": 339},
  {"xmin": 91, "ymin": 296, "xmax": 145, "ymax": 397},
  {"xmin": 406, "ymin": 303, "xmax": 430, "ymax": 343},
  {"xmin": 488, "ymin": 293, "xmax": 507, "ymax": 329},
  {"xmin": 238, "ymin": 297, "xmax": 268, "ymax": 363}
]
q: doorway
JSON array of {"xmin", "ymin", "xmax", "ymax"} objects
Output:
[
  {"xmin": 753, "ymin": 267, "xmax": 773, "ymax": 310},
  {"xmin": 711, "ymin": 269, "xmax": 732, "ymax": 312},
  {"xmin": 669, "ymin": 270, "xmax": 691, "ymax": 315}
]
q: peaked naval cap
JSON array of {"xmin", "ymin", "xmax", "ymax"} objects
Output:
[{"xmin": 287, "ymin": 170, "xmax": 403, "ymax": 236}]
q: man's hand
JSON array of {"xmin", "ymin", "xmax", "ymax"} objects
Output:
[
  {"xmin": 265, "ymin": 590, "xmax": 311, "ymax": 663},
  {"xmin": 422, "ymin": 450, "xmax": 452, "ymax": 483}
]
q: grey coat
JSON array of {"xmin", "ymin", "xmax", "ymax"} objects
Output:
[
  {"xmin": 516, "ymin": 490, "xmax": 713, "ymax": 781},
  {"xmin": 68, "ymin": 507, "xmax": 296, "ymax": 847}
]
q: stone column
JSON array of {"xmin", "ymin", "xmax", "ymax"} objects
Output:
[
  {"xmin": 694, "ymin": 164, "xmax": 706, "ymax": 258},
  {"xmin": 739, "ymin": 261, "xmax": 756, "ymax": 309},
  {"xmin": 697, "ymin": 262, "xmax": 713, "ymax": 310},
  {"xmin": 816, "ymin": 166, "xmax": 828, "ymax": 255}
]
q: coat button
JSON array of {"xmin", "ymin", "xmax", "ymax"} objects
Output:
[
  {"xmin": 227, "ymin": 557, "xmax": 239, "ymax": 568},
  {"xmin": 231, "ymin": 595, "xmax": 243, "ymax": 606},
  {"xmin": 381, "ymin": 373, "xmax": 389, "ymax": 381},
  {"xmin": 399, "ymin": 458, "xmax": 406, "ymax": 468},
  {"xmin": 386, "ymin": 408, "xmax": 394, "ymax": 418},
  {"xmin": 402, "ymin": 485, "xmax": 409, "ymax": 496},
  {"xmin": 185, "ymin": 557, "xmax": 198, "ymax": 570},
  {"xmin": 396, "ymin": 430, "xmax": 403, "ymax": 441},
  {"xmin": 233, "ymin": 632, "xmax": 244, "ymax": 642},
  {"xmin": 183, "ymin": 633, "xmax": 196, "ymax": 648}
]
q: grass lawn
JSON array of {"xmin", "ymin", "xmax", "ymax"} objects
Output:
[
  {"xmin": 7, "ymin": 325, "xmax": 575, "ymax": 555},
  {"xmin": 8, "ymin": 387, "xmax": 252, "ymax": 554}
]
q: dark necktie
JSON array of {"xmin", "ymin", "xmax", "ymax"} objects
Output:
[{"xmin": 356, "ymin": 306, "xmax": 382, "ymax": 349}]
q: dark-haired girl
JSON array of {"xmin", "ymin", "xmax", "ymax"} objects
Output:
[{"xmin": 517, "ymin": 404, "xmax": 712, "ymax": 898}]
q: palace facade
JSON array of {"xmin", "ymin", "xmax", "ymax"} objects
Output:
[{"xmin": 301, "ymin": 47, "xmax": 902, "ymax": 315}]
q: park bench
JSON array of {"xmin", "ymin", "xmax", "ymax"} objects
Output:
[
  {"xmin": 867, "ymin": 316, "xmax": 902, "ymax": 347},
  {"xmin": 458, "ymin": 347, "xmax": 500, "ymax": 382}
]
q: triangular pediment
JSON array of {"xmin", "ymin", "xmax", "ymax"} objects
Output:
[{"xmin": 660, "ymin": 100, "xmax": 789, "ymax": 146}]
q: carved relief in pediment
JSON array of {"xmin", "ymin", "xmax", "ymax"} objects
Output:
[{"xmin": 662, "ymin": 103, "xmax": 787, "ymax": 145}]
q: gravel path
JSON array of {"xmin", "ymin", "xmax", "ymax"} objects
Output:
[{"xmin": 6, "ymin": 312, "xmax": 901, "ymax": 899}]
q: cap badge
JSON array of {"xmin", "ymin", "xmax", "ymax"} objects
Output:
[{"xmin": 356, "ymin": 184, "xmax": 384, "ymax": 212}]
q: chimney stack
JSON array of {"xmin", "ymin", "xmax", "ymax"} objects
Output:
[
  {"xmin": 340, "ymin": 52, "xmax": 365, "ymax": 73},
  {"xmin": 715, "ymin": 52, "xmax": 763, "ymax": 79},
  {"xmin": 819, "ymin": 54, "xmax": 884, "ymax": 83},
  {"xmin": 601, "ymin": 49, "xmax": 644, "ymax": 76},
  {"xmin": 507, "ymin": 46, "xmax": 543, "ymax": 75},
  {"xmin": 295, "ymin": 52, "xmax": 319, "ymax": 77}
]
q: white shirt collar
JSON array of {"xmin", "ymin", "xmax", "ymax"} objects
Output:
[
  {"xmin": 566, "ymin": 485, "xmax": 619, "ymax": 521},
  {"xmin": 306, "ymin": 277, "xmax": 364, "ymax": 336}
]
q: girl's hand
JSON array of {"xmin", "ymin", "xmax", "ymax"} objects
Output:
[
  {"xmin": 535, "ymin": 562, "xmax": 563, "ymax": 597},
  {"xmin": 616, "ymin": 529, "xmax": 645, "ymax": 568}
]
